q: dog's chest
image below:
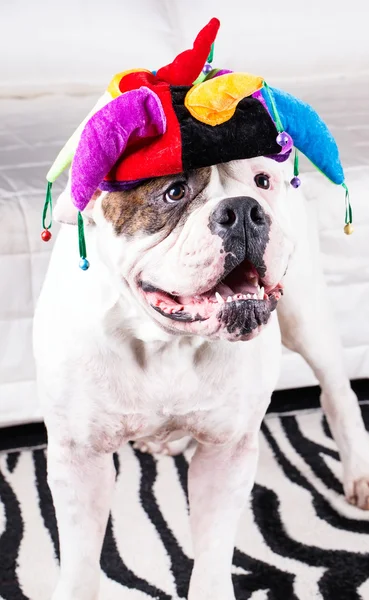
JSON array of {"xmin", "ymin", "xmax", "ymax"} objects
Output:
[
  {"xmin": 104, "ymin": 336, "xmax": 242, "ymax": 415},
  {"xmin": 82, "ymin": 331, "xmax": 278, "ymax": 453}
]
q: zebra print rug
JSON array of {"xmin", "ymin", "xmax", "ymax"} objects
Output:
[{"xmin": 1, "ymin": 405, "xmax": 369, "ymax": 600}]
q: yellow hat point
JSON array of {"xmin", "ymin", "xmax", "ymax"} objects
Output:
[{"xmin": 344, "ymin": 223, "xmax": 354, "ymax": 235}]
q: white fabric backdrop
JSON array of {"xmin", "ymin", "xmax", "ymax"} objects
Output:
[
  {"xmin": 0, "ymin": 0, "xmax": 368, "ymax": 425},
  {"xmin": 1, "ymin": 0, "xmax": 369, "ymax": 92}
]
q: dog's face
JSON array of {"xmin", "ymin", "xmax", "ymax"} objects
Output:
[{"xmin": 90, "ymin": 157, "xmax": 294, "ymax": 341}]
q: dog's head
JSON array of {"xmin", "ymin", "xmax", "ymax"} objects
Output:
[
  {"xmin": 57, "ymin": 157, "xmax": 294, "ymax": 341},
  {"xmin": 47, "ymin": 19, "xmax": 348, "ymax": 344}
]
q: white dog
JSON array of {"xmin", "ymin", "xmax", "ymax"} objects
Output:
[{"xmin": 33, "ymin": 156, "xmax": 369, "ymax": 600}]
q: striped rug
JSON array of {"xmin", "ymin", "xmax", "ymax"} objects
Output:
[{"xmin": 1, "ymin": 403, "xmax": 369, "ymax": 599}]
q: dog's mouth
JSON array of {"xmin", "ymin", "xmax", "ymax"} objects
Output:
[{"xmin": 139, "ymin": 260, "xmax": 283, "ymax": 326}]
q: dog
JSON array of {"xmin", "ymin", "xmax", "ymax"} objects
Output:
[{"xmin": 33, "ymin": 155, "xmax": 369, "ymax": 600}]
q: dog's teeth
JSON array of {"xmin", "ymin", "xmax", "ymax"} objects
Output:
[
  {"xmin": 215, "ymin": 292, "xmax": 224, "ymax": 304},
  {"xmin": 227, "ymin": 296, "xmax": 233, "ymax": 302},
  {"xmin": 173, "ymin": 306, "xmax": 184, "ymax": 313},
  {"xmin": 259, "ymin": 286, "xmax": 265, "ymax": 299},
  {"xmin": 253, "ymin": 293, "xmax": 258, "ymax": 300},
  {"xmin": 247, "ymin": 293, "xmax": 252, "ymax": 299}
]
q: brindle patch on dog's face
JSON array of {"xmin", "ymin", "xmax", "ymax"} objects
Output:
[
  {"xmin": 97, "ymin": 158, "xmax": 292, "ymax": 342},
  {"xmin": 102, "ymin": 168, "xmax": 211, "ymax": 236}
]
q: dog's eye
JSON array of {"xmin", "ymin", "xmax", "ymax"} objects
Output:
[
  {"xmin": 254, "ymin": 173, "xmax": 271, "ymax": 190},
  {"xmin": 165, "ymin": 183, "xmax": 186, "ymax": 203}
]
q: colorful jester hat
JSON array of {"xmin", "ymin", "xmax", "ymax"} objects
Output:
[{"xmin": 42, "ymin": 17, "xmax": 353, "ymax": 270}]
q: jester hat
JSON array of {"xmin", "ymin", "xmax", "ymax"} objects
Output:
[{"xmin": 42, "ymin": 18, "xmax": 353, "ymax": 269}]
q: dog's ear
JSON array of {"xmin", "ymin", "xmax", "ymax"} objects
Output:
[{"xmin": 53, "ymin": 176, "xmax": 101, "ymax": 225}]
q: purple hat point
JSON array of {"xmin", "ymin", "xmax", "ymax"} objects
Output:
[{"xmin": 71, "ymin": 87, "xmax": 166, "ymax": 212}]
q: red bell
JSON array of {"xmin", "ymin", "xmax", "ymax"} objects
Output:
[{"xmin": 41, "ymin": 229, "xmax": 52, "ymax": 242}]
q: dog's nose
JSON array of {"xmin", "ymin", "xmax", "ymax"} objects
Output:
[{"xmin": 210, "ymin": 196, "xmax": 268, "ymax": 236}]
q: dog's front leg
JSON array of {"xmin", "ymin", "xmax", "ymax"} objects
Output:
[
  {"xmin": 47, "ymin": 441, "xmax": 116, "ymax": 600},
  {"xmin": 277, "ymin": 195, "xmax": 369, "ymax": 509},
  {"xmin": 188, "ymin": 435, "xmax": 258, "ymax": 600}
]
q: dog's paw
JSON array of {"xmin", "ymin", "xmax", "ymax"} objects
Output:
[
  {"xmin": 347, "ymin": 477, "xmax": 369, "ymax": 510},
  {"xmin": 133, "ymin": 436, "xmax": 191, "ymax": 456},
  {"xmin": 188, "ymin": 572, "xmax": 235, "ymax": 600},
  {"xmin": 342, "ymin": 435, "xmax": 369, "ymax": 510},
  {"xmin": 51, "ymin": 584, "xmax": 98, "ymax": 600}
]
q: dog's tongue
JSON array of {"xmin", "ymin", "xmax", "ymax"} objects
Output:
[{"xmin": 151, "ymin": 290, "xmax": 179, "ymax": 307}]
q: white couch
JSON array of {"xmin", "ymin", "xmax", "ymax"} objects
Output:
[{"xmin": 1, "ymin": 0, "xmax": 368, "ymax": 426}]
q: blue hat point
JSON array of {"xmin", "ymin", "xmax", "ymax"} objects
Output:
[{"xmin": 261, "ymin": 86, "xmax": 345, "ymax": 186}]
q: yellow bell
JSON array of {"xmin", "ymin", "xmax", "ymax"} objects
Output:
[{"xmin": 344, "ymin": 223, "xmax": 354, "ymax": 235}]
